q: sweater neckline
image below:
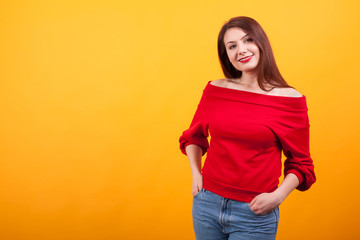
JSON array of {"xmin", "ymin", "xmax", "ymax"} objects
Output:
[
  {"xmin": 205, "ymin": 81, "xmax": 308, "ymax": 111},
  {"xmin": 208, "ymin": 81, "xmax": 305, "ymax": 99}
]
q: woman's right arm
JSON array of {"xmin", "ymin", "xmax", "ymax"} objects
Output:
[
  {"xmin": 185, "ymin": 144, "xmax": 203, "ymax": 196},
  {"xmin": 179, "ymin": 88, "xmax": 209, "ymax": 195}
]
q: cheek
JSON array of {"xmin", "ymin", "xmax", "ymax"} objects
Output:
[
  {"xmin": 252, "ymin": 46, "xmax": 260, "ymax": 56},
  {"xmin": 227, "ymin": 51, "xmax": 237, "ymax": 62}
]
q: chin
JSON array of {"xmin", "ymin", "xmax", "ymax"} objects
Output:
[{"xmin": 236, "ymin": 66, "xmax": 257, "ymax": 72}]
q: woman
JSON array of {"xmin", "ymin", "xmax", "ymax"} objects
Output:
[{"xmin": 179, "ymin": 16, "xmax": 316, "ymax": 240}]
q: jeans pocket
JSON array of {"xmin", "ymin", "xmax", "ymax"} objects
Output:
[
  {"xmin": 245, "ymin": 203, "xmax": 278, "ymax": 235},
  {"xmin": 247, "ymin": 203, "xmax": 272, "ymax": 216},
  {"xmin": 193, "ymin": 188, "xmax": 204, "ymax": 199},
  {"xmin": 247, "ymin": 203, "xmax": 259, "ymax": 215},
  {"xmin": 247, "ymin": 203, "xmax": 277, "ymax": 217}
]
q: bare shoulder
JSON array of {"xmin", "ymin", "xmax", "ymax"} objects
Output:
[
  {"xmin": 210, "ymin": 79, "xmax": 227, "ymax": 87},
  {"xmin": 271, "ymin": 87, "xmax": 303, "ymax": 97}
]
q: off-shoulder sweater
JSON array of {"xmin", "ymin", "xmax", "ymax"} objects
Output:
[{"xmin": 179, "ymin": 81, "xmax": 316, "ymax": 202}]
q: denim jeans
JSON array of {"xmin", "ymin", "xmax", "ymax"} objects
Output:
[{"xmin": 193, "ymin": 188, "xmax": 279, "ymax": 240}]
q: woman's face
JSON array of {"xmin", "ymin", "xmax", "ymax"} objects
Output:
[{"xmin": 224, "ymin": 27, "xmax": 260, "ymax": 74}]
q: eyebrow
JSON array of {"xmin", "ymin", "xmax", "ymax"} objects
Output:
[{"xmin": 226, "ymin": 34, "xmax": 249, "ymax": 45}]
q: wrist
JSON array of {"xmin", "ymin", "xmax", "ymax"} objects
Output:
[
  {"xmin": 273, "ymin": 189, "xmax": 287, "ymax": 203},
  {"xmin": 192, "ymin": 171, "xmax": 202, "ymax": 178}
]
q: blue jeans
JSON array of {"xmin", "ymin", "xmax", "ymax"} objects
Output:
[{"xmin": 193, "ymin": 188, "xmax": 279, "ymax": 240}]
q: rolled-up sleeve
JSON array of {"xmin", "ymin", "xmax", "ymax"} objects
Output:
[
  {"xmin": 179, "ymin": 98, "xmax": 209, "ymax": 156},
  {"xmin": 279, "ymin": 126, "xmax": 316, "ymax": 191}
]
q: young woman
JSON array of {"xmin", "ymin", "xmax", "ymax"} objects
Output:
[{"xmin": 179, "ymin": 16, "xmax": 316, "ymax": 240}]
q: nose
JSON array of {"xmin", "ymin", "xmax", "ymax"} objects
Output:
[{"xmin": 238, "ymin": 43, "xmax": 247, "ymax": 55}]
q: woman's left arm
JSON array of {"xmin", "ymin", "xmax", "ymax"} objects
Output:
[{"xmin": 249, "ymin": 173, "xmax": 300, "ymax": 215}]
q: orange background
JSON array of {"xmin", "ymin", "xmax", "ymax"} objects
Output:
[{"xmin": 0, "ymin": 0, "xmax": 359, "ymax": 239}]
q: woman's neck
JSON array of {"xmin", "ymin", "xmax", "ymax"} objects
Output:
[{"xmin": 228, "ymin": 72, "xmax": 258, "ymax": 88}]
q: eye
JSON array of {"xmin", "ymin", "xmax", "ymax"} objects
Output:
[
  {"xmin": 229, "ymin": 44, "xmax": 236, "ymax": 50},
  {"xmin": 245, "ymin": 38, "xmax": 253, "ymax": 43}
]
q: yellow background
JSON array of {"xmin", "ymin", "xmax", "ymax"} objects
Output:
[{"xmin": 0, "ymin": 0, "xmax": 359, "ymax": 239}]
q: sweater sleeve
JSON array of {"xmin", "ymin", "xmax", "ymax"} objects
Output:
[
  {"xmin": 279, "ymin": 126, "xmax": 316, "ymax": 191},
  {"xmin": 179, "ymin": 94, "xmax": 209, "ymax": 156}
]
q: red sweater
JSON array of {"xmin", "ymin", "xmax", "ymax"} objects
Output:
[{"xmin": 179, "ymin": 81, "xmax": 316, "ymax": 202}]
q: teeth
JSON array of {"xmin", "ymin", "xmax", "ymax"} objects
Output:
[{"xmin": 241, "ymin": 55, "xmax": 252, "ymax": 61}]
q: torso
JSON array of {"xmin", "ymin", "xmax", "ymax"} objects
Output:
[{"xmin": 210, "ymin": 79, "xmax": 303, "ymax": 98}]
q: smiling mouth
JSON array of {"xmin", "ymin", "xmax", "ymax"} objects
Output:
[{"xmin": 239, "ymin": 55, "xmax": 254, "ymax": 62}]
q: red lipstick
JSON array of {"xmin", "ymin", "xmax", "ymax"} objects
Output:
[{"xmin": 239, "ymin": 55, "xmax": 253, "ymax": 63}]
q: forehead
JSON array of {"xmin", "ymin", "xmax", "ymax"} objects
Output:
[{"xmin": 224, "ymin": 27, "xmax": 248, "ymax": 42}]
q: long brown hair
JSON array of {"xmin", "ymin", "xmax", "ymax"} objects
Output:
[{"xmin": 218, "ymin": 16, "xmax": 292, "ymax": 91}]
